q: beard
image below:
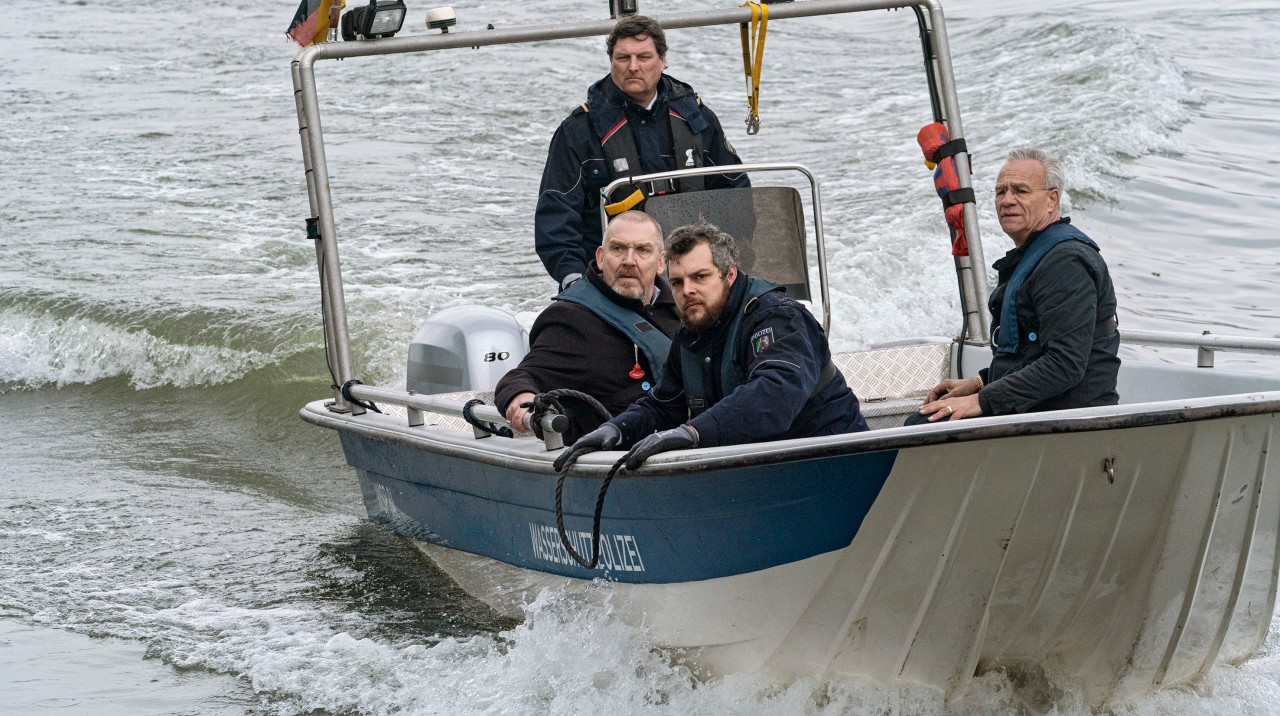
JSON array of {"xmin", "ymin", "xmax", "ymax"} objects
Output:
[
  {"xmin": 678, "ymin": 289, "xmax": 729, "ymax": 333},
  {"xmin": 608, "ymin": 274, "xmax": 645, "ymax": 300}
]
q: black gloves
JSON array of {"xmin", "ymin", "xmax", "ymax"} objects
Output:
[
  {"xmin": 553, "ymin": 423, "xmax": 700, "ymax": 472},
  {"xmin": 552, "ymin": 423, "xmax": 621, "ymax": 472},
  {"xmin": 622, "ymin": 424, "xmax": 698, "ymax": 470}
]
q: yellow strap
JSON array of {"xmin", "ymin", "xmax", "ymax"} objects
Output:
[
  {"xmin": 604, "ymin": 188, "xmax": 646, "ymax": 216},
  {"xmin": 739, "ymin": 2, "xmax": 768, "ymax": 134}
]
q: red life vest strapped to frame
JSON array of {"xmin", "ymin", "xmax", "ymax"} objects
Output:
[{"xmin": 916, "ymin": 122, "xmax": 974, "ymax": 257}]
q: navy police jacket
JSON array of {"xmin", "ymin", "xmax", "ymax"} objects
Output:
[
  {"xmin": 534, "ymin": 74, "xmax": 748, "ymax": 286},
  {"xmin": 979, "ymin": 218, "xmax": 1121, "ymax": 415},
  {"xmin": 610, "ymin": 272, "xmax": 868, "ymax": 448}
]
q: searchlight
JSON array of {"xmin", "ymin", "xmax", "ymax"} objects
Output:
[{"xmin": 341, "ymin": 0, "xmax": 408, "ymax": 40}]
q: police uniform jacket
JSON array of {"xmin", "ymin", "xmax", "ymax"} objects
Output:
[
  {"xmin": 534, "ymin": 74, "xmax": 748, "ymax": 286},
  {"xmin": 610, "ymin": 272, "xmax": 868, "ymax": 448}
]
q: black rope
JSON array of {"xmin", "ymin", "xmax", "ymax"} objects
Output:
[
  {"xmin": 340, "ymin": 379, "xmax": 383, "ymax": 414},
  {"xmin": 912, "ymin": 5, "xmax": 944, "ymax": 124},
  {"xmin": 524, "ymin": 389, "xmax": 612, "ymax": 440},
  {"xmin": 554, "ymin": 452, "xmax": 629, "ymax": 569},
  {"xmin": 462, "ymin": 398, "xmax": 514, "ymax": 438}
]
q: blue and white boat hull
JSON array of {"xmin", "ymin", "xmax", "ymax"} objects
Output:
[{"xmin": 304, "ymin": 389, "xmax": 1280, "ymax": 704}]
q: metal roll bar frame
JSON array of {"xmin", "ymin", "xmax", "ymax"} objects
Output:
[{"xmin": 291, "ymin": 0, "xmax": 987, "ymax": 412}]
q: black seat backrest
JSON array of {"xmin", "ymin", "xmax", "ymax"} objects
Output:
[{"xmin": 642, "ymin": 186, "xmax": 811, "ymax": 301}]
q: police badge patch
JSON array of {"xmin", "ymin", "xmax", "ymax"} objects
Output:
[{"xmin": 751, "ymin": 327, "xmax": 774, "ymax": 354}]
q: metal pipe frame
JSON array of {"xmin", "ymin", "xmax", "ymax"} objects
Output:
[
  {"xmin": 912, "ymin": 6, "xmax": 990, "ymax": 347},
  {"xmin": 291, "ymin": 0, "xmax": 985, "ymax": 408},
  {"xmin": 1121, "ymin": 328, "xmax": 1280, "ymax": 368},
  {"xmin": 291, "ymin": 62, "xmax": 356, "ymax": 412},
  {"xmin": 313, "ymin": 386, "xmax": 1280, "ymax": 476},
  {"xmin": 600, "ymin": 162, "xmax": 831, "ymax": 333},
  {"xmin": 346, "ymin": 328, "xmax": 1280, "ymax": 447}
]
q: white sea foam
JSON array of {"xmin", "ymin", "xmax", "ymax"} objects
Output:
[
  {"xmin": 0, "ymin": 309, "xmax": 280, "ymax": 390},
  {"xmin": 0, "ymin": 528, "xmax": 67, "ymax": 542},
  {"xmin": 118, "ymin": 586, "xmax": 1280, "ymax": 715}
]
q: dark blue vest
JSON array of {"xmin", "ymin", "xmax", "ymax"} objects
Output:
[
  {"xmin": 994, "ymin": 222, "xmax": 1100, "ymax": 354},
  {"xmin": 580, "ymin": 84, "xmax": 706, "ymax": 208},
  {"xmin": 555, "ymin": 278, "xmax": 672, "ymax": 384},
  {"xmin": 679, "ymin": 276, "xmax": 780, "ymax": 416}
]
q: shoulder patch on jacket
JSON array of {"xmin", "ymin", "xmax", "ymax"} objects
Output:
[{"xmin": 750, "ymin": 326, "xmax": 774, "ymax": 355}]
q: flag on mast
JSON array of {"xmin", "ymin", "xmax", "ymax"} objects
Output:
[{"xmin": 287, "ymin": 0, "xmax": 345, "ymax": 47}]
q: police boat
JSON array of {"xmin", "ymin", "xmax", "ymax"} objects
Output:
[{"xmin": 291, "ymin": 0, "xmax": 1280, "ymax": 705}]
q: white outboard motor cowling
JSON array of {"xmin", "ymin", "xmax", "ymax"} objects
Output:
[{"xmin": 407, "ymin": 306, "xmax": 528, "ymax": 395}]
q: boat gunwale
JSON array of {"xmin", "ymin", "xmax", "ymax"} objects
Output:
[{"xmin": 301, "ymin": 389, "xmax": 1280, "ymax": 478}]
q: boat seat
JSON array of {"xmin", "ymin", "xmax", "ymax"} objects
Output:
[{"xmin": 644, "ymin": 186, "xmax": 812, "ymax": 301}]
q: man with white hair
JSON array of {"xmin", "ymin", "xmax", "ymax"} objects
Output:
[{"xmin": 915, "ymin": 147, "xmax": 1121, "ymax": 422}]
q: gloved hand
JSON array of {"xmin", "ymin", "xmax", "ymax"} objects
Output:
[
  {"xmin": 622, "ymin": 424, "xmax": 699, "ymax": 471},
  {"xmin": 552, "ymin": 423, "xmax": 622, "ymax": 472}
]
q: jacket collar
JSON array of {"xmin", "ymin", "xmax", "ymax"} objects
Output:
[
  {"xmin": 586, "ymin": 261, "xmax": 675, "ymax": 312},
  {"xmin": 994, "ymin": 217, "xmax": 1073, "ymax": 277},
  {"xmin": 584, "ymin": 74, "xmax": 705, "ymax": 140}
]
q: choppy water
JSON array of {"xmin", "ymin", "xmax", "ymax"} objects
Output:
[{"xmin": 2, "ymin": 0, "xmax": 1279, "ymax": 713}]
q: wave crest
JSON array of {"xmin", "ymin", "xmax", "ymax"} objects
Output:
[{"xmin": 0, "ymin": 308, "xmax": 285, "ymax": 390}]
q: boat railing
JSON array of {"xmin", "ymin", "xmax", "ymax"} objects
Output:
[
  {"xmin": 343, "ymin": 338, "xmax": 958, "ymax": 442},
  {"xmin": 343, "ymin": 382, "xmax": 547, "ymax": 440},
  {"xmin": 1121, "ymin": 329, "xmax": 1280, "ymax": 368},
  {"xmin": 341, "ymin": 329, "xmax": 1280, "ymax": 446}
]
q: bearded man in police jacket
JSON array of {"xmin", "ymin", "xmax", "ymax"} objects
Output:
[
  {"xmin": 535, "ymin": 15, "xmax": 748, "ymax": 290},
  {"xmin": 555, "ymin": 222, "xmax": 868, "ymax": 471},
  {"xmin": 914, "ymin": 147, "xmax": 1120, "ymax": 423},
  {"xmin": 497, "ymin": 211, "xmax": 680, "ymax": 442}
]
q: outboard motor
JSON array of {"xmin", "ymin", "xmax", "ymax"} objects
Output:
[{"xmin": 407, "ymin": 306, "xmax": 528, "ymax": 394}]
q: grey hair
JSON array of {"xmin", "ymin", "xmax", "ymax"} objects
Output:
[
  {"xmin": 1006, "ymin": 147, "xmax": 1066, "ymax": 194},
  {"xmin": 604, "ymin": 210, "xmax": 663, "ymax": 245},
  {"xmin": 664, "ymin": 221, "xmax": 738, "ymax": 275}
]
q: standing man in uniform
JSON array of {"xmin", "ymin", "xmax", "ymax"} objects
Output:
[
  {"xmin": 497, "ymin": 211, "xmax": 680, "ymax": 442},
  {"xmin": 555, "ymin": 222, "xmax": 868, "ymax": 471},
  {"xmin": 535, "ymin": 15, "xmax": 749, "ymax": 290},
  {"xmin": 915, "ymin": 147, "xmax": 1120, "ymax": 423}
]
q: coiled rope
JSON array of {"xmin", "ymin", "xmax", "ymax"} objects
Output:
[
  {"xmin": 542, "ymin": 388, "xmax": 622, "ymax": 569},
  {"xmin": 555, "ymin": 452, "xmax": 629, "ymax": 569},
  {"xmin": 340, "ymin": 379, "xmax": 383, "ymax": 414},
  {"xmin": 462, "ymin": 399, "xmax": 513, "ymax": 438}
]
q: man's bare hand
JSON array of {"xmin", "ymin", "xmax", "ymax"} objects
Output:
[{"xmin": 504, "ymin": 391, "xmax": 537, "ymax": 434}]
